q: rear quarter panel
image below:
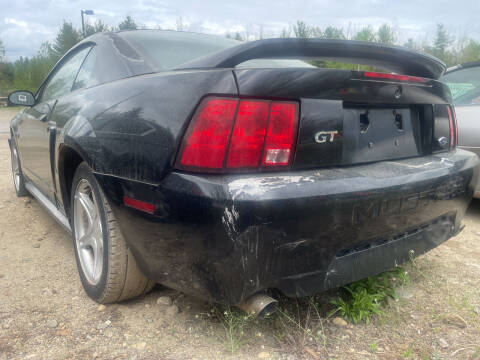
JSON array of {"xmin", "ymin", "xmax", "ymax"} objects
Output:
[{"xmin": 54, "ymin": 69, "xmax": 237, "ymax": 209}]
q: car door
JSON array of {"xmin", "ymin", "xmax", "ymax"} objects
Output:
[{"xmin": 17, "ymin": 46, "xmax": 92, "ymax": 201}]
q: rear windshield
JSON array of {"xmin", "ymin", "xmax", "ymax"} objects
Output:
[
  {"xmin": 117, "ymin": 31, "xmax": 240, "ymax": 71},
  {"xmin": 236, "ymin": 59, "xmax": 315, "ymax": 68},
  {"xmin": 442, "ymin": 66, "xmax": 480, "ymax": 105}
]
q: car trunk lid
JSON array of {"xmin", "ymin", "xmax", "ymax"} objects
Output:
[{"xmin": 233, "ymin": 67, "xmax": 454, "ymax": 169}]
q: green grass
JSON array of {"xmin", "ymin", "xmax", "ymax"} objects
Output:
[
  {"xmin": 329, "ymin": 267, "xmax": 410, "ymax": 324},
  {"xmin": 402, "ymin": 343, "xmax": 414, "ymax": 358},
  {"xmin": 214, "ymin": 266, "xmax": 411, "ymax": 355}
]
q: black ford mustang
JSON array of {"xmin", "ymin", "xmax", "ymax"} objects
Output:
[{"xmin": 8, "ymin": 30, "xmax": 479, "ymax": 312}]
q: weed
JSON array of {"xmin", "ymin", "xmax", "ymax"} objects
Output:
[
  {"xmin": 329, "ymin": 267, "xmax": 410, "ymax": 324},
  {"xmin": 369, "ymin": 340, "xmax": 379, "ymax": 352},
  {"xmin": 274, "ymin": 296, "xmax": 330, "ymax": 357},
  {"xmin": 217, "ymin": 306, "xmax": 253, "ymax": 355},
  {"xmin": 402, "ymin": 343, "xmax": 414, "ymax": 358}
]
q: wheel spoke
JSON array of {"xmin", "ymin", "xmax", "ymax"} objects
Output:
[
  {"xmin": 78, "ymin": 226, "xmax": 95, "ymax": 248},
  {"xmin": 91, "ymin": 235, "xmax": 103, "ymax": 278},
  {"xmin": 76, "ymin": 191, "xmax": 96, "ymax": 226}
]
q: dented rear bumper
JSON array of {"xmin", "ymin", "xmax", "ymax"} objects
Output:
[{"xmin": 96, "ymin": 149, "xmax": 479, "ymax": 304}]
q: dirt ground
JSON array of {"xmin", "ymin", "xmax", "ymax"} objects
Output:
[{"xmin": 0, "ymin": 107, "xmax": 479, "ymax": 360}]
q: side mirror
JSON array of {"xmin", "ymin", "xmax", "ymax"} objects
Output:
[{"xmin": 8, "ymin": 90, "xmax": 35, "ymax": 106}]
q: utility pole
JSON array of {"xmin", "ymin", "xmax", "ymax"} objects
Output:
[{"xmin": 81, "ymin": 10, "xmax": 94, "ymax": 37}]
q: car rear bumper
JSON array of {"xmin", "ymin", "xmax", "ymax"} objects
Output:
[{"xmin": 95, "ymin": 149, "xmax": 479, "ymax": 304}]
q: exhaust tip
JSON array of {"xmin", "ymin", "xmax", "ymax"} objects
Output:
[{"xmin": 237, "ymin": 293, "xmax": 278, "ymax": 319}]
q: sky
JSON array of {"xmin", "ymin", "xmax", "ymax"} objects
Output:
[{"xmin": 1, "ymin": 0, "xmax": 480, "ymax": 61}]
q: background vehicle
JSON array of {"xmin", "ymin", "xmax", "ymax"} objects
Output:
[
  {"xmin": 8, "ymin": 30, "xmax": 479, "ymax": 310},
  {"xmin": 442, "ymin": 62, "xmax": 480, "ymax": 198}
]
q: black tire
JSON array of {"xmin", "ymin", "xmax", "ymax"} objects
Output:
[
  {"xmin": 71, "ymin": 162, "xmax": 155, "ymax": 303},
  {"xmin": 10, "ymin": 138, "xmax": 28, "ymax": 197}
]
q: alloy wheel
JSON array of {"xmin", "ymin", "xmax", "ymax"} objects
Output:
[{"xmin": 73, "ymin": 179, "xmax": 104, "ymax": 285}]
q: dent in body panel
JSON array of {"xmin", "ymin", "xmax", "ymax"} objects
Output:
[
  {"xmin": 84, "ymin": 70, "xmax": 238, "ymax": 183},
  {"xmin": 219, "ymin": 152, "xmax": 473, "ymax": 253},
  {"xmin": 93, "ymin": 149, "xmax": 477, "ymax": 304}
]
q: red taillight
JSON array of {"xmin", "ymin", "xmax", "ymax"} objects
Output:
[
  {"xmin": 447, "ymin": 105, "xmax": 457, "ymax": 148},
  {"xmin": 179, "ymin": 98, "xmax": 237, "ymax": 169},
  {"xmin": 176, "ymin": 97, "xmax": 299, "ymax": 172},
  {"xmin": 363, "ymin": 71, "xmax": 426, "ymax": 83},
  {"xmin": 226, "ymin": 100, "xmax": 269, "ymax": 168},
  {"xmin": 262, "ymin": 103, "xmax": 298, "ymax": 166}
]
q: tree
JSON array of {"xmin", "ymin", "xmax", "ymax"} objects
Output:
[
  {"xmin": 293, "ymin": 20, "xmax": 312, "ymax": 38},
  {"xmin": 0, "ymin": 39, "xmax": 13, "ymax": 95},
  {"xmin": 322, "ymin": 26, "xmax": 346, "ymax": 40},
  {"xmin": 354, "ymin": 26, "xmax": 376, "ymax": 42},
  {"xmin": 377, "ymin": 24, "xmax": 396, "ymax": 44},
  {"xmin": 459, "ymin": 39, "xmax": 480, "ymax": 63},
  {"xmin": 280, "ymin": 27, "xmax": 292, "ymax": 38},
  {"xmin": 404, "ymin": 38, "xmax": 415, "ymax": 49},
  {"xmin": 118, "ymin": 16, "xmax": 137, "ymax": 31},
  {"xmin": 0, "ymin": 39, "xmax": 5, "ymax": 62},
  {"xmin": 85, "ymin": 20, "xmax": 110, "ymax": 36},
  {"xmin": 51, "ymin": 21, "xmax": 82, "ymax": 59},
  {"xmin": 258, "ymin": 25, "xmax": 264, "ymax": 40},
  {"xmin": 432, "ymin": 23, "xmax": 452, "ymax": 60},
  {"xmin": 176, "ymin": 17, "xmax": 186, "ymax": 31},
  {"xmin": 234, "ymin": 32, "xmax": 244, "ymax": 41}
]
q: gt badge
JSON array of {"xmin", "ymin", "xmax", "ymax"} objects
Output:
[{"xmin": 314, "ymin": 130, "xmax": 338, "ymax": 143}]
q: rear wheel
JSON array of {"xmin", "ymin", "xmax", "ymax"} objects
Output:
[
  {"xmin": 71, "ymin": 162, "xmax": 154, "ymax": 303},
  {"xmin": 10, "ymin": 138, "xmax": 28, "ymax": 197}
]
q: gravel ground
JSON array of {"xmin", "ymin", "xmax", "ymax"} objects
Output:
[{"xmin": 0, "ymin": 107, "xmax": 479, "ymax": 360}]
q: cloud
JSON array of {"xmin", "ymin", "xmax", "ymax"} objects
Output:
[{"xmin": 5, "ymin": 18, "xmax": 29, "ymax": 28}]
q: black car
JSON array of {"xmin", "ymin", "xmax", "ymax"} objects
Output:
[{"xmin": 8, "ymin": 30, "xmax": 478, "ymax": 315}]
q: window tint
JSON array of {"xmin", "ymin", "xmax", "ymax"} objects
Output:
[
  {"xmin": 73, "ymin": 46, "xmax": 99, "ymax": 91},
  {"xmin": 41, "ymin": 46, "xmax": 91, "ymax": 102},
  {"xmin": 118, "ymin": 31, "xmax": 239, "ymax": 71},
  {"xmin": 442, "ymin": 66, "xmax": 480, "ymax": 106}
]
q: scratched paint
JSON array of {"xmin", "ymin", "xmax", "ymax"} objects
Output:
[{"xmin": 228, "ymin": 175, "xmax": 316, "ymax": 200}]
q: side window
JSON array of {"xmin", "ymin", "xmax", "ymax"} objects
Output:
[
  {"xmin": 442, "ymin": 66, "xmax": 480, "ymax": 105},
  {"xmin": 40, "ymin": 46, "xmax": 91, "ymax": 102},
  {"xmin": 73, "ymin": 46, "xmax": 99, "ymax": 91}
]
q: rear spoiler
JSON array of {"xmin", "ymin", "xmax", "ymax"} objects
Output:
[{"xmin": 176, "ymin": 38, "xmax": 446, "ymax": 79}]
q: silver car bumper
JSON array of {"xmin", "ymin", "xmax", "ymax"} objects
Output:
[{"xmin": 459, "ymin": 146, "xmax": 480, "ymax": 198}]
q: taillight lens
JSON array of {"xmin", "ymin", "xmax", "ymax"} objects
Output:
[
  {"xmin": 179, "ymin": 98, "xmax": 237, "ymax": 169},
  {"xmin": 446, "ymin": 105, "xmax": 458, "ymax": 148},
  {"xmin": 262, "ymin": 103, "xmax": 298, "ymax": 166},
  {"xmin": 176, "ymin": 97, "xmax": 299, "ymax": 173},
  {"xmin": 227, "ymin": 100, "xmax": 270, "ymax": 168}
]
